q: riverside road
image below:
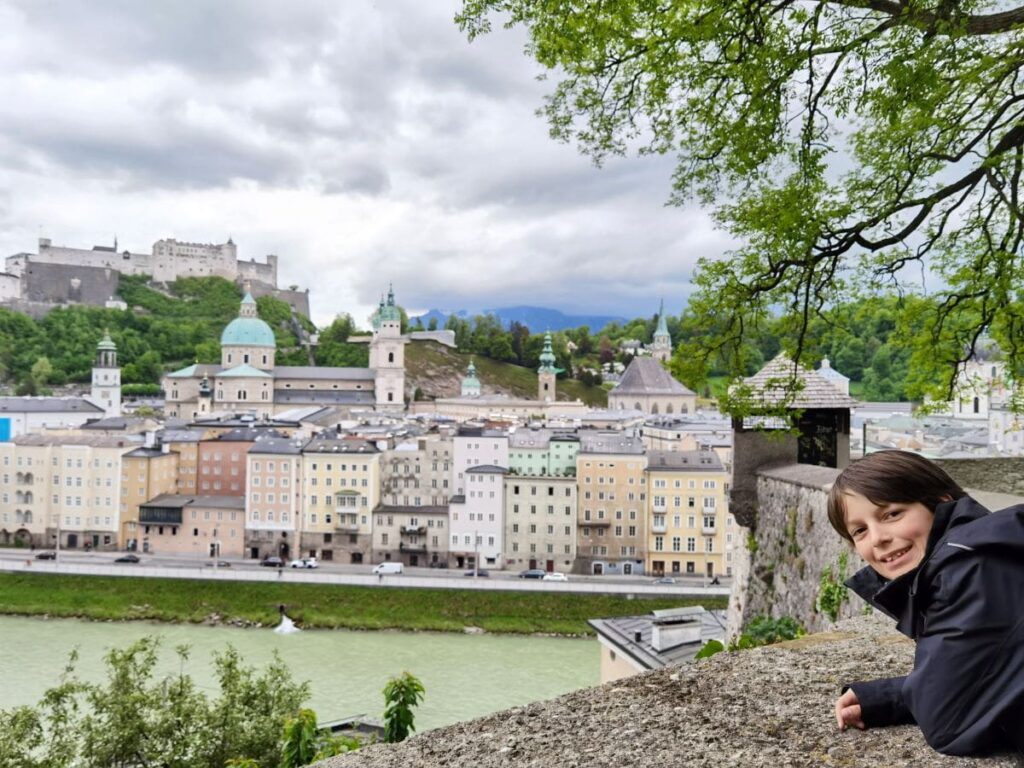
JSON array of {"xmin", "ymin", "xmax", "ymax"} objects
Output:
[{"xmin": 0, "ymin": 549, "xmax": 730, "ymax": 597}]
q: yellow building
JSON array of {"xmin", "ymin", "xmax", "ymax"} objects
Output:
[
  {"xmin": 645, "ymin": 450, "xmax": 729, "ymax": 579},
  {"xmin": 575, "ymin": 432, "xmax": 648, "ymax": 576},
  {"xmin": 300, "ymin": 436, "xmax": 380, "ymax": 564},
  {"xmin": 120, "ymin": 444, "xmax": 180, "ymax": 551}
]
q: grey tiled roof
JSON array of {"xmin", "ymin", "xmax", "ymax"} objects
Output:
[
  {"xmin": 739, "ymin": 354, "xmax": 859, "ymax": 409},
  {"xmin": 274, "ymin": 390, "xmax": 376, "ymax": 405},
  {"xmin": 612, "ymin": 358, "xmax": 696, "ymax": 396},
  {"xmin": 588, "ymin": 608, "xmax": 727, "ymax": 670},
  {"xmin": 578, "ymin": 432, "xmax": 645, "ymax": 455},
  {"xmin": 0, "ymin": 397, "xmax": 104, "ymax": 414},
  {"xmin": 274, "ymin": 366, "xmax": 375, "ymax": 380},
  {"xmin": 646, "ymin": 450, "xmax": 725, "ymax": 472}
]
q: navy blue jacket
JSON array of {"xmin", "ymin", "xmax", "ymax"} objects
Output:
[{"xmin": 844, "ymin": 496, "xmax": 1024, "ymax": 756}]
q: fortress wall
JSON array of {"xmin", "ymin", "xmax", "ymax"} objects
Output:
[
  {"xmin": 21, "ymin": 261, "xmax": 121, "ymax": 306},
  {"xmin": 237, "ymin": 254, "xmax": 278, "ymax": 286},
  {"xmin": 36, "ymin": 241, "xmax": 151, "ymax": 275},
  {"xmin": 0, "ymin": 272, "xmax": 20, "ymax": 300}
]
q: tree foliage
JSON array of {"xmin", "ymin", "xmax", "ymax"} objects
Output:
[
  {"xmin": 459, "ymin": 0, "xmax": 1024, "ymax": 401},
  {"xmin": 0, "ymin": 638, "xmax": 312, "ymax": 768}
]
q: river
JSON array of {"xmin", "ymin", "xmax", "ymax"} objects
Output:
[{"xmin": 0, "ymin": 615, "xmax": 598, "ymax": 730}]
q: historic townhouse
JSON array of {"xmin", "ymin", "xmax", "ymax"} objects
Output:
[
  {"xmin": 575, "ymin": 432, "xmax": 648, "ymax": 575},
  {"xmin": 161, "ymin": 428, "xmax": 205, "ymax": 493},
  {"xmin": 245, "ymin": 435, "xmax": 303, "ymax": 561},
  {"xmin": 138, "ymin": 495, "xmax": 246, "ymax": 559},
  {"xmin": 504, "ymin": 475, "xmax": 577, "ymax": 573},
  {"xmin": 645, "ymin": 450, "xmax": 730, "ymax": 579},
  {"xmin": 0, "ymin": 435, "xmax": 135, "ymax": 550},
  {"xmin": 371, "ymin": 505, "xmax": 449, "ymax": 568},
  {"xmin": 120, "ymin": 442, "xmax": 180, "ymax": 551},
  {"xmin": 450, "ymin": 428, "xmax": 509, "ymax": 570},
  {"xmin": 300, "ymin": 436, "xmax": 380, "ymax": 564},
  {"xmin": 380, "ymin": 435, "xmax": 453, "ymax": 507},
  {"xmin": 504, "ymin": 428, "xmax": 579, "ymax": 572},
  {"xmin": 198, "ymin": 427, "xmax": 283, "ymax": 495}
]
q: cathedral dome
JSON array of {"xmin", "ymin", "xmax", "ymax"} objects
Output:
[
  {"xmin": 221, "ymin": 317, "xmax": 275, "ymax": 347},
  {"xmin": 220, "ymin": 293, "xmax": 276, "ymax": 348}
]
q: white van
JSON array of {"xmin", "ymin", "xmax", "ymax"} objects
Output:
[{"xmin": 372, "ymin": 562, "xmax": 404, "ymax": 575}]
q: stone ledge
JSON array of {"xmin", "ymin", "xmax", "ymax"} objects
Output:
[
  {"xmin": 318, "ymin": 615, "xmax": 1018, "ymax": 768},
  {"xmin": 756, "ymin": 462, "xmax": 840, "ymax": 491}
]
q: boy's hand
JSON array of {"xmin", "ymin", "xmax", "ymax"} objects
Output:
[{"xmin": 835, "ymin": 689, "xmax": 866, "ymax": 731}]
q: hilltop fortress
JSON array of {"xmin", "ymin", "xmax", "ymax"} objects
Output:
[{"xmin": 0, "ymin": 236, "xmax": 309, "ymax": 317}]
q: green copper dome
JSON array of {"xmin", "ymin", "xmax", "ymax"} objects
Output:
[
  {"xmin": 221, "ymin": 317, "xmax": 276, "ymax": 347},
  {"xmin": 221, "ymin": 293, "xmax": 275, "ymax": 347},
  {"xmin": 538, "ymin": 331, "xmax": 558, "ymax": 373}
]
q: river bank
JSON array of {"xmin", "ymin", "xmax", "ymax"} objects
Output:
[{"xmin": 0, "ymin": 573, "xmax": 725, "ymax": 635}]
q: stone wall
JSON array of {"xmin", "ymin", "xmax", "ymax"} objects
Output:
[
  {"xmin": 21, "ymin": 261, "xmax": 121, "ymax": 306},
  {"xmin": 315, "ymin": 614, "xmax": 1019, "ymax": 768},
  {"xmin": 732, "ymin": 464, "xmax": 868, "ymax": 636},
  {"xmin": 936, "ymin": 457, "xmax": 1024, "ymax": 496}
]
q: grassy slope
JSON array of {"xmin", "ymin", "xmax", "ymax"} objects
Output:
[
  {"xmin": 405, "ymin": 342, "xmax": 608, "ymax": 408},
  {"xmin": 0, "ymin": 573, "xmax": 723, "ymax": 635}
]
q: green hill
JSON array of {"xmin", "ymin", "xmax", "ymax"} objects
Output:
[{"xmin": 406, "ymin": 341, "xmax": 608, "ymax": 407}]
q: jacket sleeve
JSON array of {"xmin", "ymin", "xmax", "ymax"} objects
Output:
[
  {"xmin": 900, "ymin": 553, "xmax": 1024, "ymax": 756},
  {"xmin": 845, "ymin": 677, "xmax": 915, "ymax": 727}
]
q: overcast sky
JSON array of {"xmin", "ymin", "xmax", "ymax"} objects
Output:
[{"xmin": 0, "ymin": 0, "xmax": 731, "ymax": 327}]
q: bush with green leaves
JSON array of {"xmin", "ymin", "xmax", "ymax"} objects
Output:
[
  {"xmin": 0, "ymin": 638, "xmax": 310, "ymax": 768},
  {"xmin": 696, "ymin": 615, "xmax": 806, "ymax": 660},
  {"xmin": 817, "ymin": 550, "xmax": 850, "ymax": 623},
  {"xmin": 382, "ymin": 671, "xmax": 426, "ymax": 744}
]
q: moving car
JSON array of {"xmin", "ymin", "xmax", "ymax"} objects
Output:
[
  {"xmin": 289, "ymin": 557, "xmax": 318, "ymax": 569},
  {"xmin": 518, "ymin": 568, "xmax": 547, "ymax": 579},
  {"xmin": 542, "ymin": 571, "xmax": 568, "ymax": 582},
  {"xmin": 114, "ymin": 554, "xmax": 140, "ymax": 564},
  {"xmin": 652, "ymin": 576, "xmax": 677, "ymax": 585},
  {"xmin": 206, "ymin": 560, "xmax": 231, "ymax": 568},
  {"xmin": 372, "ymin": 562, "xmax": 404, "ymax": 575},
  {"xmin": 464, "ymin": 569, "xmax": 490, "ymax": 578},
  {"xmin": 260, "ymin": 556, "xmax": 284, "ymax": 568},
  {"xmin": 34, "ymin": 551, "xmax": 57, "ymax": 560}
]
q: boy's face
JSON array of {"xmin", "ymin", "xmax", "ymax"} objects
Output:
[{"xmin": 842, "ymin": 492, "xmax": 934, "ymax": 579}]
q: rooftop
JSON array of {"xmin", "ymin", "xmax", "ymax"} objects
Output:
[
  {"xmin": 738, "ymin": 354, "xmax": 859, "ymax": 410},
  {"xmin": 645, "ymin": 450, "xmax": 725, "ymax": 472},
  {"xmin": 612, "ymin": 357, "xmax": 695, "ymax": 396},
  {"xmin": 0, "ymin": 397, "xmax": 104, "ymax": 414}
]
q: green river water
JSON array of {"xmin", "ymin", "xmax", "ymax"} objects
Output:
[{"xmin": 0, "ymin": 615, "xmax": 598, "ymax": 731}]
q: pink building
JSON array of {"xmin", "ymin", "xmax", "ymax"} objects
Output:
[{"xmin": 139, "ymin": 494, "xmax": 246, "ymax": 559}]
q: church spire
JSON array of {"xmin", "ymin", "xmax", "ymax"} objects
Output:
[{"xmin": 538, "ymin": 331, "xmax": 557, "ymax": 373}]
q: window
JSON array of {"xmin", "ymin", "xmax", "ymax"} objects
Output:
[{"xmin": 687, "ymin": 537, "xmax": 696, "ymax": 553}]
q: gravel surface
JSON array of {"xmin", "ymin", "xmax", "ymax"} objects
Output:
[{"xmin": 317, "ymin": 615, "xmax": 1021, "ymax": 768}]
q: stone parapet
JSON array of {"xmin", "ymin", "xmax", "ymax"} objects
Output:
[{"xmin": 315, "ymin": 614, "xmax": 1018, "ymax": 767}]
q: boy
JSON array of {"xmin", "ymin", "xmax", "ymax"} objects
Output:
[{"xmin": 827, "ymin": 450, "xmax": 1024, "ymax": 756}]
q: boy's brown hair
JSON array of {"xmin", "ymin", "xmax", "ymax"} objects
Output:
[{"xmin": 827, "ymin": 450, "xmax": 966, "ymax": 542}]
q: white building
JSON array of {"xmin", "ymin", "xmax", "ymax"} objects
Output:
[{"xmin": 450, "ymin": 427, "xmax": 509, "ymax": 570}]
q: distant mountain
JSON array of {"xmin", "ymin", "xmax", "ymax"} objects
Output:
[{"xmin": 411, "ymin": 305, "xmax": 628, "ymax": 333}]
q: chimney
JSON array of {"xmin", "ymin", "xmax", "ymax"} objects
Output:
[
  {"xmin": 650, "ymin": 607, "xmax": 705, "ymax": 652},
  {"xmin": 144, "ymin": 430, "xmax": 156, "ymax": 448}
]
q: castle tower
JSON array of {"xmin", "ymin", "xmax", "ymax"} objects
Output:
[
  {"xmin": 651, "ymin": 299, "xmax": 672, "ymax": 362},
  {"xmin": 91, "ymin": 331, "xmax": 121, "ymax": 417},
  {"xmin": 461, "ymin": 358, "xmax": 482, "ymax": 397},
  {"xmin": 538, "ymin": 331, "xmax": 558, "ymax": 403},
  {"xmin": 370, "ymin": 284, "xmax": 407, "ymax": 410}
]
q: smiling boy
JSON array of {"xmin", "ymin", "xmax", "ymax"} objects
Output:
[{"xmin": 827, "ymin": 450, "xmax": 1024, "ymax": 756}]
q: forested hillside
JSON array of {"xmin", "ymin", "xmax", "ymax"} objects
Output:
[{"xmin": 0, "ymin": 278, "xmax": 919, "ymax": 403}]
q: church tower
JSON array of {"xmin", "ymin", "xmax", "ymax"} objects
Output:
[
  {"xmin": 651, "ymin": 299, "xmax": 672, "ymax": 362},
  {"xmin": 461, "ymin": 358, "xmax": 481, "ymax": 397},
  {"xmin": 370, "ymin": 284, "xmax": 407, "ymax": 410},
  {"xmin": 538, "ymin": 331, "xmax": 558, "ymax": 403},
  {"xmin": 91, "ymin": 331, "xmax": 121, "ymax": 417}
]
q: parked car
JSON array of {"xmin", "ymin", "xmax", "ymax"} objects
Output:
[
  {"xmin": 289, "ymin": 557, "xmax": 318, "ymax": 569},
  {"xmin": 464, "ymin": 569, "xmax": 490, "ymax": 578},
  {"xmin": 652, "ymin": 576, "xmax": 677, "ymax": 585},
  {"xmin": 542, "ymin": 572, "xmax": 568, "ymax": 582},
  {"xmin": 206, "ymin": 560, "xmax": 231, "ymax": 568},
  {"xmin": 260, "ymin": 556, "xmax": 284, "ymax": 568},
  {"xmin": 114, "ymin": 554, "xmax": 140, "ymax": 564},
  {"xmin": 34, "ymin": 551, "xmax": 57, "ymax": 560},
  {"xmin": 372, "ymin": 562, "xmax": 404, "ymax": 575},
  {"xmin": 518, "ymin": 568, "xmax": 546, "ymax": 579}
]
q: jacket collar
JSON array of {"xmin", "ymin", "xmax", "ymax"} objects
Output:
[{"xmin": 843, "ymin": 496, "xmax": 987, "ymax": 636}]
